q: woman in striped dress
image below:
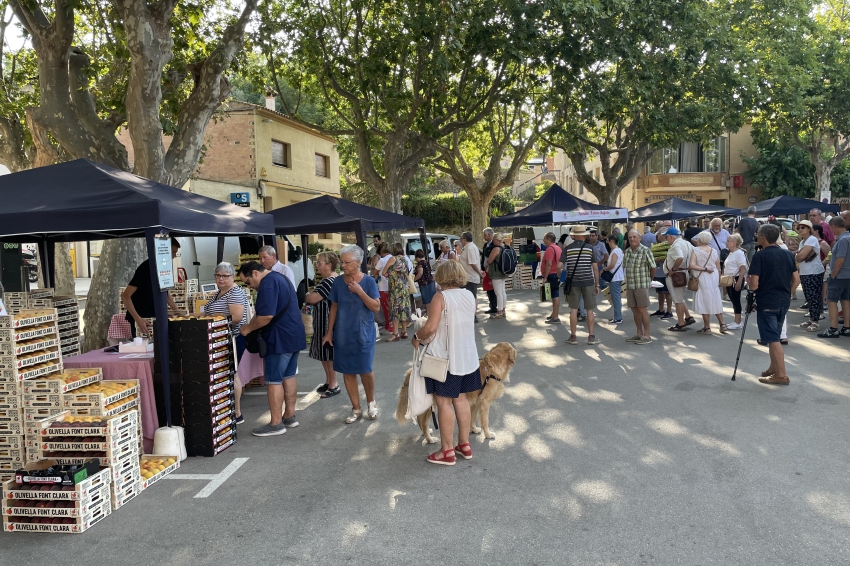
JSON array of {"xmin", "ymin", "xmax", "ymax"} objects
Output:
[
  {"xmin": 305, "ymin": 251, "xmax": 340, "ymax": 398},
  {"xmin": 202, "ymin": 262, "xmax": 250, "ymax": 424}
]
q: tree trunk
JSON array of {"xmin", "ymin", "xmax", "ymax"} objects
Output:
[
  {"xmin": 467, "ymin": 189, "xmax": 495, "ymax": 248},
  {"xmin": 81, "ymin": 239, "xmax": 145, "ymax": 352},
  {"xmin": 813, "ymin": 157, "xmax": 832, "ymax": 200},
  {"xmin": 54, "ymin": 243, "xmax": 75, "ymax": 296}
]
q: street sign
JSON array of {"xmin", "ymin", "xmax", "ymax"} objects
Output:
[
  {"xmin": 230, "ymin": 192, "xmax": 250, "ymax": 207},
  {"xmin": 820, "ymin": 190, "xmax": 832, "ymax": 205}
]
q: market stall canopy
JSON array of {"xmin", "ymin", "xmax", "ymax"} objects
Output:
[
  {"xmin": 743, "ymin": 195, "xmax": 840, "ymax": 216},
  {"xmin": 267, "ymin": 194, "xmax": 424, "ymax": 235},
  {"xmin": 629, "ymin": 198, "xmax": 740, "ymax": 222},
  {"xmin": 490, "ymin": 184, "xmax": 628, "ymax": 227},
  {"xmin": 0, "ymin": 159, "xmax": 275, "ymax": 242}
]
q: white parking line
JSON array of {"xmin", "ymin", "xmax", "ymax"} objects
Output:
[{"xmin": 165, "ymin": 457, "xmax": 249, "ymax": 498}]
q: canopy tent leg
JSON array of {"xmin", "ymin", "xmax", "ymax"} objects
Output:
[
  {"xmin": 300, "ymin": 234, "xmax": 310, "ymax": 290},
  {"xmin": 216, "ymin": 236, "xmax": 225, "ymax": 265},
  {"xmin": 418, "ymin": 227, "xmax": 427, "ymax": 260},
  {"xmin": 145, "ymin": 227, "xmax": 173, "ymax": 428},
  {"xmin": 355, "ymin": 221, "xmax": 369, "ymax": 272},
  {"xmin": 263, "ymin": 234, "xmax": 275, "ymax": 247},
  {"xmin": 39, "ymin": 240, "xmax": 52, "ymax": 288}
]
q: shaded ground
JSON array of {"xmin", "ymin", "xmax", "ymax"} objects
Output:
[{"xmin": 2, "ymin": 290, "xmax": 849, "ymax": 566}]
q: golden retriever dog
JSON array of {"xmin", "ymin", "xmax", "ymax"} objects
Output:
[{"xmin": 396, "ymin": 342, "xmax": 517, "ymax": 442}]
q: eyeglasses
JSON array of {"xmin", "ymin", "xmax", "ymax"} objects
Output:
[
  {"xmin": 214, "ymin": 274, "xmax": 232, "ymax": 279},
  {"xmin": 341, "ymin": 259, "xmax": 359, "ymax": 266}
]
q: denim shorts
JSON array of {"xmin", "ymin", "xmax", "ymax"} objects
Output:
[
  {"xmin": 827, "ymin": 277, "xmax": 850, "ymax": 302},
  {"xmin": 547, "ymin": 274, "xmax": 561, "ymax": 298},
  {"xmin": 264, "ymin": 352, "xmax": 299, "ymax": 384},
  {"xmin": 757, "ymin": 308, "xmax": 787, "ymax": 343}
]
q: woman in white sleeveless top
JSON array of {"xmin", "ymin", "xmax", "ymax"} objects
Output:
[{"xmin": 411, "ymin": 261, "xmax": 481, "ymax": 466}]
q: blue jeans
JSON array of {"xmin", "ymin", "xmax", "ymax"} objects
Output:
[{"xmin": 608, "ymin": 281, "xmax": 623, "ymax": 321}]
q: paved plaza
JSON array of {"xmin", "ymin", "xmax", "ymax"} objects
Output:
[{"xmin": 2, "ymin": 290, "xmax": 848, "ymax": 565}]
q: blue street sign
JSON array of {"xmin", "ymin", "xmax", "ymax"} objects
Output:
[{"xmin": 231, "ymin": 192, "xmax": 250, "ymax": 207}]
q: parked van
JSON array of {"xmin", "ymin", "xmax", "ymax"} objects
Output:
[
  {"xmin": 400, "ymin": 232, "xmax": 460, "ymax": 266},
  {"xmin": 176, "ymin": 235, "xmax": 314, "ymax": 302}
]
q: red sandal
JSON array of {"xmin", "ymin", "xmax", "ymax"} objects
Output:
[
  {"xmin": 454, "ymin": 443, "xmax": 472, "ymax": 460},
  {"xmin": 426, "ymin": 448, "xmax": 456, "ymax": 466}
]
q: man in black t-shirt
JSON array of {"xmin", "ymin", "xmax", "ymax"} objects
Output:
[
  {"xmin": 683, "ymin": 220, "xmax": 702, "ymax": 246},
  {"xmin": 123, "ymin": 240, "xmax": 181, "ymax": 337},
  {"xmin": 748, "ymin": 224, "xmax": 799, "ymax": 385}
]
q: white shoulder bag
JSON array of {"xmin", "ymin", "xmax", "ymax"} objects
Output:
[
  {"xmin": 419, "ymin": 294, "xmax": 449, "ymax": 382},
  {"xmin": 406, "ymin": 348, "xmax": 434, "ymax": 419}
]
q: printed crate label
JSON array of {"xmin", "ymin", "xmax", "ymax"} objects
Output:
[
  {"xmin": 0, "ymin": 435, "xmax": 23, "ymax": 449},
  {"xmin": 0, "ymin": 348, "xmax": 61, "ymax": 371},
  {"xmin": 0, "ymin": 310, "xmax": 57, "ymax": 330},
  {"xmin": 0, "ymin": 396, "xmax": 20, "ymax": 410},
  {"xmin": 3, "ymin": 498, "xmax": 111, "ymax": 532},
  {"xmin": 23, "ymin": 407, "xmax": 62, "ymax": 423},
  {"xmin": 21, "ymin": 393, "xmax": 62, "ymax": 409},
  {"xmin": 2, "ymin": 467, "xmax": 110, "ymax": 500},
  {"xmin": 62, "ymin": 380, "xmax": 139, "ymax": 410},
  {"xmin": 37, "ymin": 409, "xmax": 138, "ymax": 437},
  {"xmin": 0, "ymin": 361, "xmax": 63, "ymax": 383},
  {"xmin": 1, "ymin": 484, "xmax": 109, "ymax": 517},
  {"xmin": 22, "ymin": 369, "xmax": 102, "ymax": 394}
]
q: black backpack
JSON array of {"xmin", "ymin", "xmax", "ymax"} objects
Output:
[{"xmin": 498, "ymin": 245, "xmax": 518, "ymax": 275}]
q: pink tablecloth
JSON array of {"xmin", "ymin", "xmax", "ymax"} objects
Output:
[
  {"xmin": 237, "ymin": 352, "xmax": 264, "ymax": 385},
  {"xmin": 64, "ymin": 348, "xmax": 157, "ymax": 453}
]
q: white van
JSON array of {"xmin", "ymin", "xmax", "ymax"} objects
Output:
[{"xmin": 401, "ymin": 232, "xmax": 460, "ymax": 266}]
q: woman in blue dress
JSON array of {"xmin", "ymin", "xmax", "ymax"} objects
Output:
[{"xmin": 323, "ymin": 244, "xmax": 381, "ymax": 424}]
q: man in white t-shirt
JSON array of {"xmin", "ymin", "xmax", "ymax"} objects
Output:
[
  {"xmin": 663, "ymin": 228, "xmax": 696, "ymax": 331},
  {"xmin": 458, "ymin": 232, "xmax": 483, "ymax": 322},
  {"xmin": 259, "ymin": 245, "xmax": 296, "ymax": 290},
  {"xmin": 372, "ymin": 244, "xmax": 394, "ymax": 333}
]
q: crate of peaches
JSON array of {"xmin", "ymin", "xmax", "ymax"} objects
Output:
[
  {"xmin": 22, "ymin": 368, "xmax": 102, "ymax": 395},
  {"xmin": 139, "ymin": 455, "xmax": 179, "ymax": 489},
  {"xmin": 62, "ymin": 380, "xmax": 139, "ymax": 417}
]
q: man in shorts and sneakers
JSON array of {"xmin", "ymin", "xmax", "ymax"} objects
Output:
[
  {"xmin": 748, "ymin": 224, "xmax": 798, "ymax": 385},
  {"xmin": 818, "ymin": 216, "xmax": 850, "ymax": 338},
  {"xmin": 239, "ymin": 261, "xmax": 306, "ymax": 436},
  {"xmin": 623, "ymin": 229, "xmax": 657, "ymax": 344},
  {"xmin": 663, "ymin": 227, "xmax": 697, "ymax": 331},
  {"xmin": 541, "ymin": 232, "xmax": 563, "ymax": 324},
  {"xmin": 562, "ymin": 226, "xmax": 602, "ymax": 345}
]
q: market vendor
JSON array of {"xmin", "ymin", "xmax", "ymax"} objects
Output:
[{"xmin": 122, "ymin": 239, "xmax": 181, "ymax": 337}]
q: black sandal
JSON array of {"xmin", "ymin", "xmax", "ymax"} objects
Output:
[
  {"xmin": 684, "ymin": 317, "xmax": 696, "ymax": 326},
  {"xmin": 668, "ymin": 324, "xmax": 688, "ymax": 332},
  {"xmin": 316, "ymin": 383, "xmax": 329, "ymax": 393},
  {"xmin": 320, "ymin": 386, "xmax": 340, "ymax": 398}
]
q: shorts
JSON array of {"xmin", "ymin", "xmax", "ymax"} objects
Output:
[
  {"xmin": 547, "ymin": 274, "xmax": 561, "ymax": 298},
  {"xmin": 826, "ymin": 277, "xmax": 850, "ymax": 302},
  {"xmin": 567, "ymin": 284, "xmax": 596, "ymax": 310},
  {"xmin": 654, "ymin": 275, "xmax": 669, "ymax": 294},
  {"xmin": 757, "ymin": 308, "xmax": 787, "ymax": 343},
  {"xmin": 626, "ymin": 287, "xmax": 650, "ymax": 309},
  {"xmin": 264, "ymin": 351, "xmax": 299, "ymax": 384},
  {"xmin": 666, "ymin": 276, "xmax": 687, "ymax": 304}
]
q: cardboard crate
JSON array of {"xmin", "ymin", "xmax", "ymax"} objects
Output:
[
  {"xmin": 0, "ymin": 309, "xmax": 57, "ymax": 330},
  {"xmin": 40, "ymin": 438, "xmax": 139, "ymax": 467},
  {"xmin": 33, "ymin": 409, "xmax": 138, "ymax": 437},
  {"xmin": 0, "ymin": 421, "xmax": 23, "ymax": 435},
  {"xmin": 111, "ymin": 466, "xmax": 141, "ymax": 496},
  {"xmin": 23, "ymin": 407, "xmax": 62, "ymax": 423},
  {"xmin": 139, "ymin": 455, "xmax": 179, "ymax": 490},
  {"xmin": 0, "ymin": 395, "xmax": 21, "ymax": 410},
  {"xmin": 38, "ymin": 426, "xmax": 138, "ymax": 453},
  {"xmin": 28, "ymin": 289, "xmax": 54, "ymax": 299},
  {"xmin": 0, "ymin": 325, "xmax": 58, "ymax": 345},
  {"xmin": 0, "ymin": 382, "xmax": 22, "ymax": 396},
  {"xmin": 63, "ymin": 395, "xmax": 139, "ymax": 418},
  {"xmin": 62, "ymin": 380, "xmax": 139, "ymax": 413},
  {"xmin": 186, "ymin": 434, "xmax": 235, "ymax": 458},
  {"xmin": 21, "ymin": 393, "xmax": 62, "ymax": 409},
  {"xmin": 0, "ymin": 347, "xmax": 62, "ymax": 372},
  {"xmin": 3, "ymin": 498, "xmax": 111, "ymax": 533},
  {"xmin": 0, "ymin": 407, "xmax": 22, "ymax": 425},
  {"xmin": 4, "ymin": 292, "xmax": 28, "ymax": 301},
  {"xmin": 22, "ymin": 369, "xmax": 102, "ymax": 395},
  {"xmin": 0, "ymin": 447, "xmax": 26, "ymax": 462},
  {"xmin": 108, "ymin": 452, "xmax": 140, "ymax": 482},
  {"xmin": 2, "ymin": 482, "xmax": 110, "ymax": 517},
  {"xmin": 110, "ymin": 480, "xmax": 140, "ymax": 510},
  {"xmin": 0, "ymin": 459, "xmax": 17, "ymax": 473},
  {"xmin": 0, "ymin": 361, "xmax": 64, "ymax": 383},
  {"xmin": 0, "ymin": 435, "xmax": 23, "ymax": 449}
]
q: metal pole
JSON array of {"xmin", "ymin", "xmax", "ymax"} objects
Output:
[{"xmin": 145, "ymin": 228, "xmax": 173, "ymax": 426}]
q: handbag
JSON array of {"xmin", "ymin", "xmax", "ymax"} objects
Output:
[
  {"xmin": 562, "ymin": 242, "xmax": 587, "ymax": 296},
  {"xmin": 419, "ymin": 294, "xmax": 449, "ymax": 383},
  {"xmin": 406, "ymin": 348, "xmax": 434, "ymax": 419},
  {"xmin": 711, "ymin": 231, "xmax": 729, "ymax": 267},
  {"xmin": 670, "ymin": 271, "xmax": 687, "ymax": 288},
  {"xmin": 600, "ymin": 252, "xmax": 621, "ymax": 283},
  {"xmin": 688, "ymin": 251, "xmax": 712, "ymax": 292},
  {"xmin": 718, "ymin": 274, "xmax": 735, "ymax": 287},
  {"xmin": 245, "ymin": 308, "xmax": 285, "ymax": 358}
]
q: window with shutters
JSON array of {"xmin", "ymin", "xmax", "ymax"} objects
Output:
[
  {"xmin": 272, "ymin": 140, "xmax": 290, "ymax": 168},
  {"xmin": 315, "ymin": 153, "xmax": 330, "ymax": 177}
]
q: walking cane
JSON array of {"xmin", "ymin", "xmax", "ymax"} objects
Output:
[{"xmin": 732, "ymin": 292, "xmax": 756, "ymax": 381}]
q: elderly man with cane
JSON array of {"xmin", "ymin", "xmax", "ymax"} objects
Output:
[{"xmin": 742, "ymin": 224, "xmax": 799, "ymax": 385}]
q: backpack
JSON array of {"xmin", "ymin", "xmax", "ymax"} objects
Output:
[{"xmin": 498, "ymin": 245, "xmax": 518, "ymax": 275}]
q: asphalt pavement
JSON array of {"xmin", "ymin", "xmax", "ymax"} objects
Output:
[{"xmin": 2, "ymin": 289, "xmax": 849, "ymax": 566}]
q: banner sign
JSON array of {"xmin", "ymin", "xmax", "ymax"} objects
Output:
[
  {"xmin": 154, "ymin": 235, "xmax": 175, "ymax": 291},
  {"xmin": 552, "ymin": 208, "xmax": 629, "ymax": 222}
]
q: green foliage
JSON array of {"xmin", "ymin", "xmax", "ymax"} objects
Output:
[
  {"xmin": 307, "ymin": 241, "xmax": 326, "ymax": 256},
  {"xmin": 535, "ymin": 180, "xmax": 553, "ymax": 200},
  {"xmin": 742, "ymin": 138, "xmax": 850, "ymax": 199},
  {"xmin": 401, "ymin": 188, "xmax": 517, "ymax": 229}
]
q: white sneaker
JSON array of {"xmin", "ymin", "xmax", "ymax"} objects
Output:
[{"xmin": 726, "ymin": 322, "xmax": 742, "ymax": 330}]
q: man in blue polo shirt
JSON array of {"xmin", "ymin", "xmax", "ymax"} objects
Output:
[
  {"xmin": 239, "ymin": 261, "xmax": 306, "ymax": 437},
  {"xmin": 748, "ymin": 224, "xmax": 798, "ymax": 385}
]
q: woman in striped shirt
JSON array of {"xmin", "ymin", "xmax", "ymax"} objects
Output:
[{"xmin": 202, "ymin": 262, "xmax": 250, "ymax": 424}]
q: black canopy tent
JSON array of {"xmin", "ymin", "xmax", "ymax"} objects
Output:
[
  {"xmin": 0, "ymin": 159, "xmax": 276, "ymax": 428},
  {"xmin": 742, "ymin": 195, "xmax": 840, "ymax": 216},
  {"xmin": 267, "ymin": 195, "xmax": 427, "ymax": 275},
  {"xmin": 490, "ymin": 184, "xmax": 629, "ymax": 227},
  {"xmin": 629, "ymin": 198, "xmax": 741, "ymax": 222}
]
